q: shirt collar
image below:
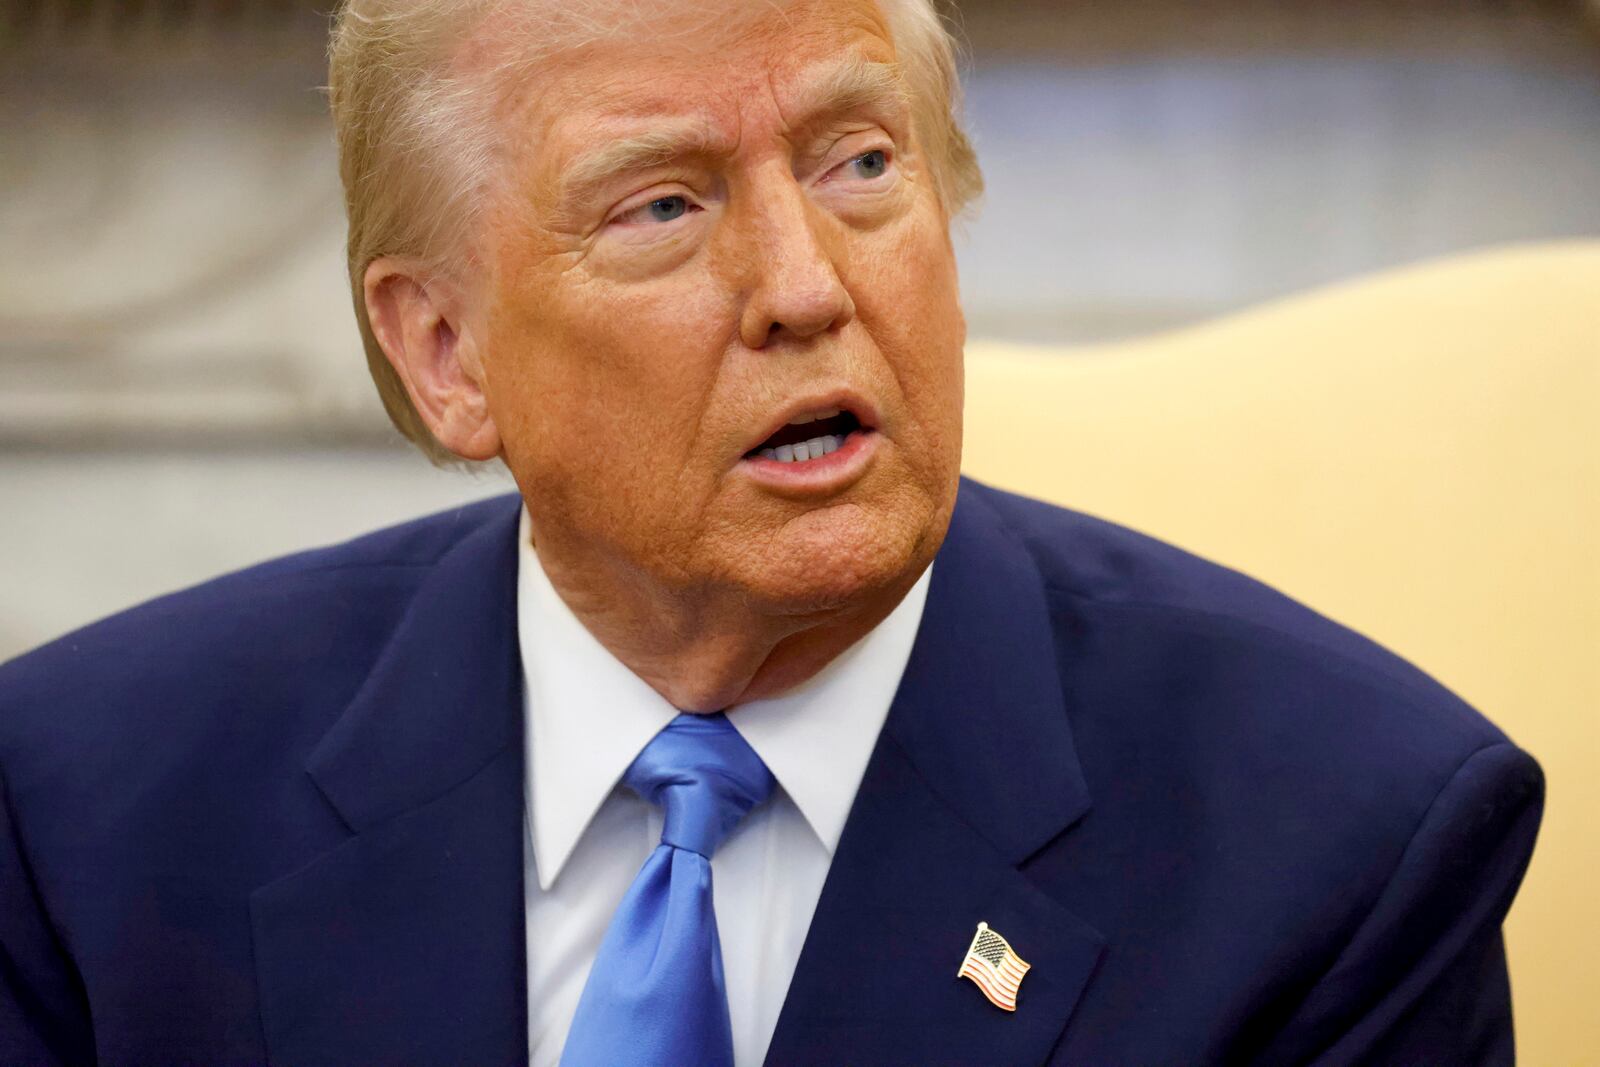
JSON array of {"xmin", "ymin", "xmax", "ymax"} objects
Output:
[{"xmin": 517, "ymin": 506, "xmax": 931, "ymax": 890}]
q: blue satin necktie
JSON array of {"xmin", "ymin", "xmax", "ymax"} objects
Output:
[{"xmin": 559, "ymin": 712, "xmax": 776, "ymax": 1067}]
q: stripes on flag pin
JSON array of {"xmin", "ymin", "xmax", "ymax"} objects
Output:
[{"xmin": 957, "ymin": 921, "xmax": 1031, "ymax": 1011}]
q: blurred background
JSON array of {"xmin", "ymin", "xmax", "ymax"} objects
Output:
[{"xmin": 2, "ymin": 0, "xmax": 1597, "ymax": 1056}]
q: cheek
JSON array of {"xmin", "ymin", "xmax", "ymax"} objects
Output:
[
  {"xmin": 853, "ymin": 215, "xmax": 966, "ymax": 455},
  {"xmin": 485, "ymin": 265, "xmax": 736, "ymax": 497}
]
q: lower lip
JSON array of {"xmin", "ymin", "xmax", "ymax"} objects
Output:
[{"xmin": 738, "ymin": 428, "xmax": 879, "ymax": 493}]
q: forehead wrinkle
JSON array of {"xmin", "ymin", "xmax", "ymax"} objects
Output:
[
  {"xmin": 525, "ymin": 8, "xmax": 907, "ymax": 226},
  {"xmin": 561, "ymin": 53, "xmax": 907, "ymax": 204}
]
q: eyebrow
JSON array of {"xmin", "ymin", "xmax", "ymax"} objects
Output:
[
  {"xmin": 786, "ymin": 56, "xmax": 912, "ymax": 131},
  {"xmin": 558, "ymin": 118, "xmax": 726, "ymax": 207},
  {"xmin": 556, "ymin": 57, "xmax": 911, "ymax": 209}
]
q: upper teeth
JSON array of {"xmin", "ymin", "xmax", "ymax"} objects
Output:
[
  {"xmin": 786, "ymin": 407, "xmax": 840, "ymax": 426},
  {"xmin": 761, "ymin": 434, "xmax": 845, "ymax": 463}
]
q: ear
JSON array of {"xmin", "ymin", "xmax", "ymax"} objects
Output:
[{"xmin": 363, "ymin": 257, "xmax": 502, "ymax": 461}]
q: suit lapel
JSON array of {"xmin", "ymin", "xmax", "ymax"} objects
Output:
[
  {"xmin": 249, "ymin": 498, "xmax": 529, "ymax": 1067},
  {"xmin": 766, "ymin": 480, "xmax": 1105, "ymax": 1066}
]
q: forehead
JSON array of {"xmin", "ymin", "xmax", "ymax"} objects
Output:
[{"xmin": 485, "ymin": 0, "xmax": 898, "ymax": 158}]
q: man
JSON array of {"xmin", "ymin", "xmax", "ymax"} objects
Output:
[{"xmin": 0, "ymin": 0, "xmax": 1542, "ymax": 1063}]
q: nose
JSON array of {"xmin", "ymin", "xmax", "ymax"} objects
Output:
[{"xmin": 733, "ymin": 177, "xmax": 856, "ymax": 350}]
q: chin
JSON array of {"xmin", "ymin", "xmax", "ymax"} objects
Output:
[{"xmin": 726, "ymin": 496, "xmax": 946, "ymax": 617}]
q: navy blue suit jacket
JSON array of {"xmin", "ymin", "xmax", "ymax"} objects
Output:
[{"xmin": 0, "ymin": 477, "xmax": 1543, "ymax": 1065}]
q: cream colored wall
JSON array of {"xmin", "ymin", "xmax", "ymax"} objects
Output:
[{"xmin": 961, "ymin": 240, "xmax": 1599, "ymax": 1062}]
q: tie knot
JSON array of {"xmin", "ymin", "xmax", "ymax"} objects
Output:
[{"xmin": 622, "ymin": 712, "xmax": 775, "ymax": 858}]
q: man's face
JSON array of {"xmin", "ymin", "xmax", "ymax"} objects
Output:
[{"xmin": 473, "ymin": 0, "xmax": 965, "ymax": 615}]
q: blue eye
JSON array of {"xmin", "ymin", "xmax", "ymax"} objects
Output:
[
  {"xmin": 646, "ymin": 196, "xmax": 688, "ymax": 222},
  {"xmin": 850, "ymin": 150, "xmax": 888, "ymax": 179}
]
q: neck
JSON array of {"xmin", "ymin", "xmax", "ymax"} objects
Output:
[{"xmin": 529, "ymin": 533, "xmax": 925, "ymax": 713}]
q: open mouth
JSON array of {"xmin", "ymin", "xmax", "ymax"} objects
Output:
[{"xmin": 744, "ymin": 407, "xmax": 868, "ymax": 463}]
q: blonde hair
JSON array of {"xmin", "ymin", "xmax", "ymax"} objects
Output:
[{"xmin": 328, "ymin": 0, "xmax": 983, "ymax": 463}]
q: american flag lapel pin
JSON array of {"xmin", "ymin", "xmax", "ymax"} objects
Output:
[{"xmin": 957, "ymin": 921, "xmax": 1031, "ymax": 1011}]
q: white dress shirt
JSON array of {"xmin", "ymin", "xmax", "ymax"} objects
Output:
[{"xmin": 517, "ymin": 509, "xmax": 932, "ymax": 1067}]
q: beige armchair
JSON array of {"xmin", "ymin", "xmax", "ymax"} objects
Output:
[{"xmin": 962, "ymin": 240, "xmax": 1599, "ymax": 1062}]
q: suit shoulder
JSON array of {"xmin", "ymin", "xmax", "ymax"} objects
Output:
[
  {"xmin": 965, "ymin": 479, "xmax": 1516, "ymax": 762},
  {"xmin": 0, "ymin": 493, "xmax": 520, "ymax": 760},
  {"xmin": 965, "ymin": 481, "xmax": 1543, "ymax": 944}
]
